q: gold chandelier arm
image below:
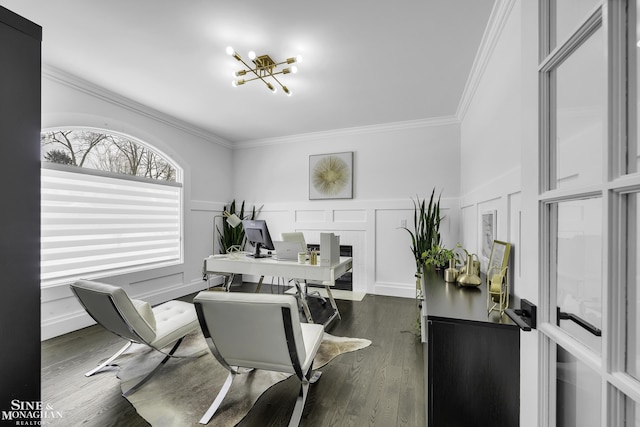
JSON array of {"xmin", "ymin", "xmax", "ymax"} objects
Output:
[
  {"xmin": 269, "ymin": 73, "xmax": 286, "ymax": 90},
  {"xmin": 238, "ymin": 67, "xmax": 287, "ymax": 78},
  {"xmin": 272, "ymin": 60, "xmax": 292, "ymax": 67},
  {"xmin": 252, "ymin": 72, "xmax": 276, "ymax": 91},
  {"xmin": 238, "ymin": 66, "xmax": 285, "ymax": 91},
  {"xmin": 240, "ymin": 75, "xmax": 271, "ymax": 83},
  {"xmin": 268, "ymin": 72, "xmax": 291, "ymax": 95}
]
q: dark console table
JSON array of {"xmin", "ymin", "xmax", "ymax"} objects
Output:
[{"xmin": 420, "ymin": 269, "xmax": 520, "ymax": 427}]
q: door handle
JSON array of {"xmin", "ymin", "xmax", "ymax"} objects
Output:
[{"xmin": 557, "ymin": 307, "xmax": 602, "ymax": 336}]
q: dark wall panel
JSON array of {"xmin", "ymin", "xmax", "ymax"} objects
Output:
[{"xmin": 0, "ymin": 4, "xmax": 42, "ymax": 413}]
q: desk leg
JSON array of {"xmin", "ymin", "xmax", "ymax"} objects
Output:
[
  {"xmin": 294, "ymin": 281, "xmax": 314, "ymax": 323},
  {"xmin": 324, "ymin": 285, "xmax": 341, "ymax": 320},
  {"xmin": 254, "ymin": 276, "xmax": 264, "ymax": 293},
  {"xmin": 223, "ymin": 274, "xmax": 234, "ymax": 292}
]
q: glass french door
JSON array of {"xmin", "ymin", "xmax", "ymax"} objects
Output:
[{"xmin": 539, "ymin": 0, "xmax": 640, "ymax": 425}]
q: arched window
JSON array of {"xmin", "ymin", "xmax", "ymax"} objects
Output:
[{"xmin": 40, "ymin": 128, "xmax": 183, "ymax": 287}]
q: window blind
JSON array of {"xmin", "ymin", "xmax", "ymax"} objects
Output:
[{"xmin": 41, "ymin": 164, "xmax": 182, "ymax": 287}]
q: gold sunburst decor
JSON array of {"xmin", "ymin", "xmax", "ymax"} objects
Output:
[{"xmin": 309, "ymin": 152, "xmax": 353, "ymax": 199}]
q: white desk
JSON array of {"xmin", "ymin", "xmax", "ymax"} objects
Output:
[{"xmin": 204, "ymin": 254, "xmax": 353, "ymax": 326}]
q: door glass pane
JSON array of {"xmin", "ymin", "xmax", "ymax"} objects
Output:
[
  {"xmin": 628, "ymin": 193, "xmax": 640, "ymax": 379},
  {"xmin": 554, "ymin": 28, "xmax": 605, "ymax": 190},
  {"xmin": 556, "ymin": 198, "xmax": 602, "ymax": 354},
  {"xmin": 553, "ymin": 0, "xmax": 600, "ymax": 50},
  {"xmin": 556, "ymin": 346, "xmax": 601, "ymax": 427},
  {"xmin": 634, "ymin": 0, "xmax": 640, "ymax": 174},
  {"xmin": 624, "ymin": 397, "xmax": 640, "ymax": 427},
  {"xmin": 624, "ymin": 397, "xmax": 640, "ymax": 426}
]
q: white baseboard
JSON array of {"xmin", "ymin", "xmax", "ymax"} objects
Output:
[{"xmin": 374, "ymin": 282, "xmax": 416, "ymax": 299}]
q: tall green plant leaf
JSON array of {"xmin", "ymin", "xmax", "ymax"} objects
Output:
[{"xmin": 400, "ymin": 188, "xmax": 443, "ymax": 274}]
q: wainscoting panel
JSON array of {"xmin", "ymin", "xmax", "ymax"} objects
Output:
[
  {"xmin": 375, "ymin": 208, "xmax": 417, "ymax": 296},
  {"xmin": 295, "ymin": 209, "xmax": 326, "ymax": 223},
  {"xmin": 374, "ymin": 205, "xmax": 459, "ymax": 298},
  {"xmin": 508, "ymin": 191, "xmax": 522, "ymax": 281},
  {"xmin": 333, "ymin": 209, "xmax": 367, "ymax": 222},
  {"xmin": 459, "ymin": 166, "xmax": 522, "ymax": 290}
]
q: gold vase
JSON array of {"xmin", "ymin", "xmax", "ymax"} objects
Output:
[
  {"xmin": 444, "ymin": 259, "xmax": 458, "ymax": 283},
  {"xmin": 457, "ymin": 253, "xmax": 481, "ymax": 287}
]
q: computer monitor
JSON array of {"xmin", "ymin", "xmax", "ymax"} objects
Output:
[{"xmin": 242, "ymin": 219, "xmax": 275, "ymax": 258}]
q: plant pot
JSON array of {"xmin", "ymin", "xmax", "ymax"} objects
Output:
[{"xmin": 422, "ymin": 263, "xmax": 434, "ymax": 277}]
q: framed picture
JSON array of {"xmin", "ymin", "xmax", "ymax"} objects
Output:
[
  {"xmin": 309, "ymin": 152, "xmax": 353, "ymax": 200},
  {"xmin": 488, "ymin": 240, "xmax": 511, "ymax": 278},
  {"xmin": 481, "ymin": 210, "xmax": 496, "ymax": 264},
  {"xmin": 487, "ymin": 240, "xmax": 512, "ymax": 314}
]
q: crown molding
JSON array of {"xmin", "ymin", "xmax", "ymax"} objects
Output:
[
  {"xmin": 456, "ymin": 0, "xmax": 517, "ymax": 122},
  {"xmin": 233, "ymin": 115, "xmax": 460, "ymax": 150},
  {"xmin": 42, "ymin": 64, "xmax": 233, "ymax": 149}
]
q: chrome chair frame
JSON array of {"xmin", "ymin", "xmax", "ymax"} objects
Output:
[
  {"xmin": 71, "ymin": 280, "xmax": 197, "ymax": 397},
  {"xmin": 194, "ymin": 292, "xmax": 324, "ymax": 426}
]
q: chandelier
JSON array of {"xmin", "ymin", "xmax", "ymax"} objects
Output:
[{"xmin": 226, "ymin": 46, "xmax": 302, "ymax": 96}]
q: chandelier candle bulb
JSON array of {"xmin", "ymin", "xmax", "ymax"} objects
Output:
[{"xmin": 226, "ymin": 46, "xmax": 241, "ymax": 61}]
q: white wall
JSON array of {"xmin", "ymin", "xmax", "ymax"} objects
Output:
[
  {"xmin": 459, "ymin": 1, "xmax": 539, "ymax": 426},
  {"xmin": 40, "ymin": 67, "xmax": 233, "ymax": 340},
  {"xmin": 231, "ymin": 120, "xmax": 462, "ymax": 297}
]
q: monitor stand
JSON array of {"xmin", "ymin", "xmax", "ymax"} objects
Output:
[{"xmin": 246, "ymin": 243, "xmax": 268, "ymax": 258}]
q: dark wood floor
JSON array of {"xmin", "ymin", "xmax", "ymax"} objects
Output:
[{"xmin": 41, "ymin": 284, "xmax": 425, "ymax": 426}]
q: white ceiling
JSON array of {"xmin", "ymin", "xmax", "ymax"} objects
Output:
[{"xmin": 1, "ymin": 0, "xmax": 495, "ymax": 144}]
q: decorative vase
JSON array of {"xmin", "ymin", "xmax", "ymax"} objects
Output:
[
  {"xmin": 444, "ymin": 259, "xmax": 459, "ymax": 283},
  {"xmin": 457, "ymin": 253, "xmax": 481, "ymax": 287},
  {"xmin": 459, "ymin": 259, "xmax": 480, "ymax": 276}
]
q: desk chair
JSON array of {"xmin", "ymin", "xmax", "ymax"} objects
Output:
[
  {"xmin": 70, "ymin": 279, "xmax": 199, "ymax": 396},
  {"xmin": 194, "ymin": 291, "xmax": 325, "ymax": 426}
]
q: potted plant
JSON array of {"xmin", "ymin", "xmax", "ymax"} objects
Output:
[
  {"xmin": 217, "ymin": 200, "xmax": 260, "ymax": 254},
  {"xmin": 401, "ymin": 188, "xmax": 442, "ymax": 297},
  {"xmin": 424, "ymin": 245, "xmax": 457, "ymax": 274}
]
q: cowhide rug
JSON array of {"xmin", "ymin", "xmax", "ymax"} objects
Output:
[{"xmin": 117, "ymin": 330, "xmax": 371, "ymax": 426}]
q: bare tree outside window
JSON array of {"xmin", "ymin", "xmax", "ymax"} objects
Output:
[
  {"xmin": 41, "ymin": 130, "xmax": 176, "ymax": 182},
  {"xmin": 41, "ymin": 130, "xmax": 108, "ymax": 167}
]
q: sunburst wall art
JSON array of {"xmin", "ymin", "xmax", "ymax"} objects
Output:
[{"xmin": 309, "ymin": 152, "xmax": 353, "ymax": 200}]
